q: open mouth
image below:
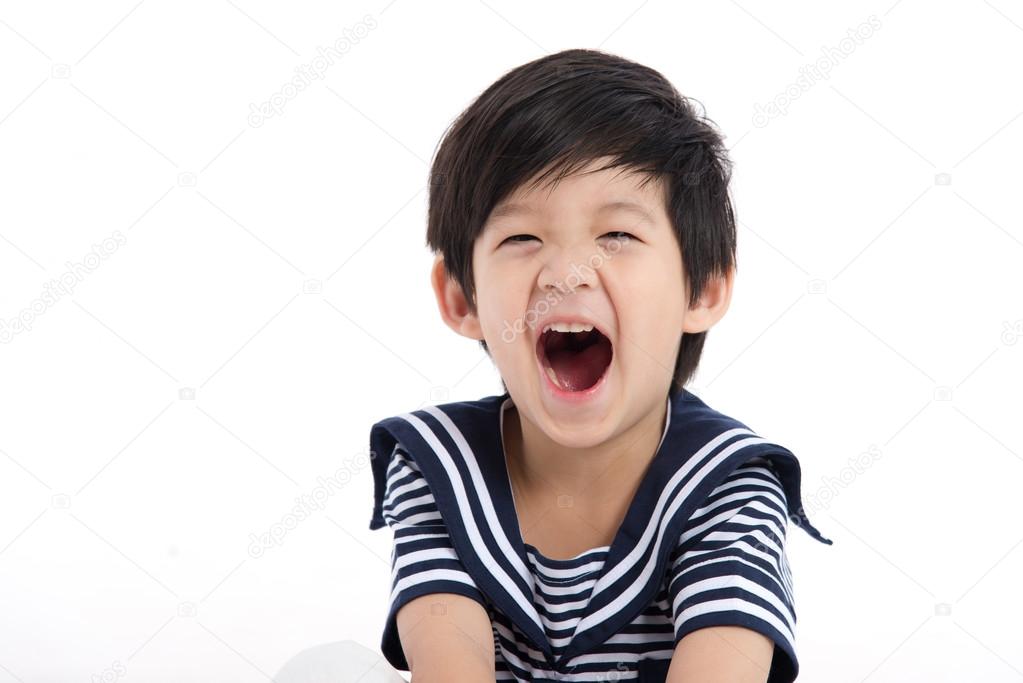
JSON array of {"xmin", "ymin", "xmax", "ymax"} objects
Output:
[{"xmin": 535, "ymin": 326, "xmax": 614, "ymax": 393}]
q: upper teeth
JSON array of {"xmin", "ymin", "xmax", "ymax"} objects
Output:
[{"xmin": 543, "ymin": 322, "xmax": 595, "ymax": 334}]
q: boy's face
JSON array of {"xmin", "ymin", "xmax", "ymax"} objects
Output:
[{"xmin": 432, "ymin": 156, "xmax": 732, "ymax": 446}]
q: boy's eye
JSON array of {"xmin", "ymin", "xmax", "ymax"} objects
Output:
[
  {"xmin": 500, "ymin": 231, "xmax": 637, "ymax": 245},
  {"xmin": 502, "ymin": 234, "xmax": 538, "ymax": 244}
]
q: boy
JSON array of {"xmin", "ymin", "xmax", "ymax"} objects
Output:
[{"xmin": 367, "ymin": 48, "xmax": 832, "ymax": 682}]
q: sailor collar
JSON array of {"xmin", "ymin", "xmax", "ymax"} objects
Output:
[{"xmin": 368, "ymin": 388, "xmax": 832, "ymax": 670}]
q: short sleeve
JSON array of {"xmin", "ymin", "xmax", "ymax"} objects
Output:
[
  {"xmin": 666, "ymin": 457, "xmax": 800, "ymax": 683},
  {"xmin": 377, "ymin": 443, "xmax": 489, "ymax": 671}
]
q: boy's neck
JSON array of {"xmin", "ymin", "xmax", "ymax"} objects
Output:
[{"xmin": 503, "ymin": 396, "xmax": 669, "ymax": 511}]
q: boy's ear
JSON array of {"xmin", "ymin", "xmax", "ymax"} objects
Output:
[
  {"xmin": 681, "ymin": 266, "xmax": 735, "ymax": 334},
  {"xmin": 431, "ymin": 254, "xmax": 484, "ymax": 341}
]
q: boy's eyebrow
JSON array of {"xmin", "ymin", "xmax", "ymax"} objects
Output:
[
  {"xmin": 488, "ymin": 202, "xmax": 537, "ymax": 220},
  {"xmin": 596, "ymin": 200, "xmax": 656, "ymax": 224},
  {"xmin": 488, "ymin": 199, "xmax": 656, "ymax": 224}
]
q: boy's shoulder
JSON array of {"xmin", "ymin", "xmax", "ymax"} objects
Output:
[{"xmin": 366, "ymin": 392, "xmax": 509, "ymax": 531}]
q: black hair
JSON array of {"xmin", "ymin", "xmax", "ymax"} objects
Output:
[{"xmin": 426, "ymin": 48, "xmax": 737, "ymax": 396}]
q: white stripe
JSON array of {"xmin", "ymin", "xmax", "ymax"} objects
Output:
[
  {"xmin": 533, "ymin": 579, "xmax": 598, "ymax": 597},
  {"xmin": 393, "ymin": 529, "xmax": 448, "ymax": 542},
  {"xmin": 538, "ymin": 614, "xmax": 585, "ymax": 633},
  {"xmin": 389, "ymin": 568, "xmax": 479, "ymax": 604},
  {"xmin": 387, "ymin": 510, "xmax": 443, "ymax": 527},
  {"xmin": 604, "ymin": 630, "xmax": 673, "ymax": 645},
  {"xmin": 535, "ymin": 594, "xmax": 591, "ymax": 614},
  {"xmin": 559, "ymin": 671, "xmax": 640, "ymax": 682},
  {"xmin": 392, "ymin": 546, "xmax": 461, "ymax": 572},
  {"xmin": 527, "ymin": 558, "xmax": 605, "ymax": 580},
  {"xmin": 555, "ymin": 658, "xmax": 646, "ymax": 681}
]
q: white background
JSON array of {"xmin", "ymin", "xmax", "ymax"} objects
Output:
[{"xmin": 1, "ymin": 1, "xmax": 1022, "ymax": 681}]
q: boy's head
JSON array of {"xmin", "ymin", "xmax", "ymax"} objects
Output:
[{"xmin": 428, "ymin": 48, "xmax": 735, "ymax": 432}]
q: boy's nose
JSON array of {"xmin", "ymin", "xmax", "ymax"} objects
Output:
[{"xmin": 536, "ymin": 243, "xmax": 603, "ymax": 294}]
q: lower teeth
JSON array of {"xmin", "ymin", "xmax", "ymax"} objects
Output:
[{"xmin": 544, "ymin": 364, "xmax": 563, "ymax": 389}]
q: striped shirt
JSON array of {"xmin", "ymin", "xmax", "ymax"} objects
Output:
[{"xmin": 368, "ymin": 389, "xmax": 832, "ymax": 682}]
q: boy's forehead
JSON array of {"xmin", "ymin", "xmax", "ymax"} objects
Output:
[
  {"xmin": 489, "ymin": 197, "xmax": 659, "ymax": 226},
  {"xmin": 489, "ymin": 162, "xmax": 665, "ymax": 223}
]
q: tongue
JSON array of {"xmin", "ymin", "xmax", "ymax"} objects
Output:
[{"xmin": 546, "ymin": 340, "xmax": 612, "ymax": 391}]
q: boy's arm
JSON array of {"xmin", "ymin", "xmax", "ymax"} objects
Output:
[
  {"xmin": 666, "ymin": 625, "xmax": 774, "ymax": 683},
  {"xmin": 397, "ymin": 592, "xmax": 496, "ymax": 682}
]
